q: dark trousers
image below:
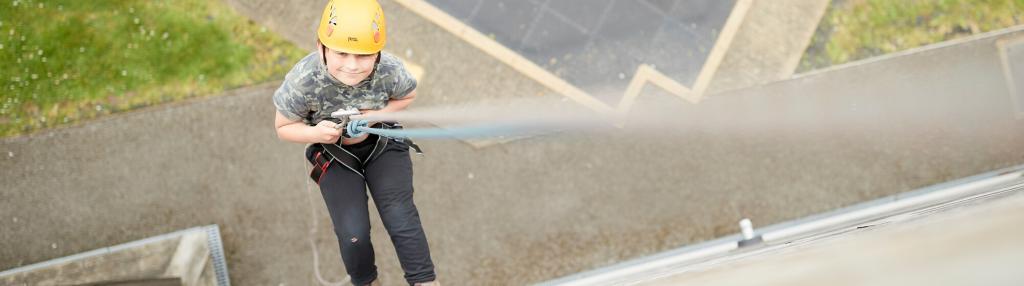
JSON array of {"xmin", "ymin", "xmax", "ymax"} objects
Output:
[{"xmin": 306, "ymin": 136, "xmax": 436, "ymax": 285}]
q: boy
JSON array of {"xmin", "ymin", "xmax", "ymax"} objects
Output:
[{"xmin": 272, "ymin": 0, "xmax": 437, "ymax": 285}]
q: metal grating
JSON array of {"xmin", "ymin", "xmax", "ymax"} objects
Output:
[{"xmin": 205, "ymin": 225, "xmax": 231, "ymax": 286}]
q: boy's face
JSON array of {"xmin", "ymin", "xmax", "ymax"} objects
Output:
[{"xmin": 322, "ymin": 45, "xmax": 378, "ymax": 86}]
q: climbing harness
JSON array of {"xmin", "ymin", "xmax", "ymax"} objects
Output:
[
  {"xmin": 310, "ymin": 121, "xmax": 423, "ymax": 184},
  {"xmin": 310, "ymin": 123, "xmax": 384, "ymax": 181}
]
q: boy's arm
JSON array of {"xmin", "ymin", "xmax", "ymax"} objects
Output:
[
  {"xmin": 357, "ymin": 89, "xmax": 417, "ymax": 120},
  {"xmin": 275, "ymin": 111, "xmax": 342, "ymax": 144},
  {"xmin": 378, "ymin": 89, "xmax": 417, "ymax": 113}
]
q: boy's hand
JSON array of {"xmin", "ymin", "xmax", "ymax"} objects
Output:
[{"xmin": 311, "ymin": 120, "xmax": 342, "ymax": 144}]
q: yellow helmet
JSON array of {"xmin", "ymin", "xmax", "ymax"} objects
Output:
[{"xmin": 317, "ymin": 0, "xmax": 387, "ymax": 55}]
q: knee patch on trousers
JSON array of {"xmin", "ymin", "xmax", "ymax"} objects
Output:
[{"xmin": 339, "ymin": 232, "xmax": 370, "ymax": 247}]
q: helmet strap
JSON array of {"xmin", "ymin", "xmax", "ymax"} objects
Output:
[
  {"xmin": 368, "ymin": 52, "xmax": 381, "ymax": 78},
  {"xmin": 320, "ymin": 42, "xmax": 329, "ymax": 66}
]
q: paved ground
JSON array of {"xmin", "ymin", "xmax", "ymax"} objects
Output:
[
  {"xmin": 3, "ymin": 1, "xmax": 1024, "ymax": 286},
  {"xmin": 425, "ymin": 0, "xmax": 736, "ymax": 102},
  {"xmin": 706, "ymin": 0, "xmax": 830, "ymax": 94}
]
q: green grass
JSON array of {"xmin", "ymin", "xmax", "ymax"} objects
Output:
[
  {"xmin": 800, "ymin": 0, "xmax": 1024, "ymax": 71},
  {"xmin": 0, "ymin": 0, "xmax": 306, "ymax": 137}
]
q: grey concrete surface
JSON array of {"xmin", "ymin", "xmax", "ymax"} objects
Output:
[
  {"xmin": 706, "ymin": 0, "xmax": 831, "ymax": 94},
  {"xmin": 3, "ymin": 2, "xmax": 1024, "ymax": 286},
  {"xmin": 642, "ymin": 186, "xmax": 1024, "ymax": 286}
]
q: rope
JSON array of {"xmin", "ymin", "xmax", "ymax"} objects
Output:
[
  {"xmin": 300, "ymin": 146, "xmax": 351, "ymax": 286},
  {"xmin": 353, "ymin": 122, "xmax": 547, "ymax": 139}
]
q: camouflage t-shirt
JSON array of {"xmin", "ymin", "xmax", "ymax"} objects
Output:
[{"xmin": 273, "ymin": 51, "xmax": 417, "ymax": 124}]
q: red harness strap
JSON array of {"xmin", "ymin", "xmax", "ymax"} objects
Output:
[{"xmin": 310, "ymin": 151, "xmax": 332, "ymax": 184}]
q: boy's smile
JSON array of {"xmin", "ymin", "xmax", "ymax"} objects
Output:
[{"xmin": 323, "ymin": 47, "xmax": 378, "ymax": 86}]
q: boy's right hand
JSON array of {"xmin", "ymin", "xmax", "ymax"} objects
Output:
[{"xmin": 311, "ymin": 120, "xmax": 342, "ymax": 144}]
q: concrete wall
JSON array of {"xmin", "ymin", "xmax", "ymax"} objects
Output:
[
  {"xmin": 2, "ymin": 227, "xmax": 221, "ymax": 286},
  {"xmin": 3, "ymin": 1, "xmax": 1023, "ymax": 285}
]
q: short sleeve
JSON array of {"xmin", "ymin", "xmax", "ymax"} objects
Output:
[
  {"xmin": 389, "ymin": 59, "xmax": 418, "ymax": 100},
  {"xmin": 273, "ymin": 75, "xmax": 309, "ymax": 121},
  {"xmin": 273, "ymin": 52, "xmax": 322, "ymax": 121}
]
